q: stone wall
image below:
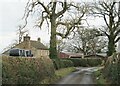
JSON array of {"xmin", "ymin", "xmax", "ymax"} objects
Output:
[{"xmin": 36, "ymin": 50, "xmax": 49, "ymax": 58}]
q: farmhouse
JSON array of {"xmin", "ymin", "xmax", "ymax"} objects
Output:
[{"xmin": 3, "ymin": 34, "xmax": 49, "ymax": 57}]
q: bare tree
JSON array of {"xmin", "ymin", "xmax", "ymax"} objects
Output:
[
  {"xmin": 63, "ymin": 28, "xmax": 107, "ymax": 55},
  {"xmin": 17, "ymin": 25, "xmax": 28, "ymax": 44},
  {"xmin": 91, "ymin": 1, "xmax": 120, "ymax": 56},
  {"xmin": 22, "ymin": 0, "xmax": 88, "ymax": 58}
]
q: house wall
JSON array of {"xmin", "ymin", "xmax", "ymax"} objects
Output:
[
  {"xmin": 36, "ymin": 50, "xmax": 49, "ymax": 57},
  {"xmin": 16, "ymin": 43, "xmax": 49, "ymax": 57},
  {"xmin": 3, "ymin": 34, "xmax": 49, "ymax": 57},
  {"xmin": 7, "ymin": 42, "xmax": 49, "ymax": 58}
]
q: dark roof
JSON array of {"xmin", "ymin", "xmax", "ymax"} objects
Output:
[{"xmin": 30, "ymin": 40, "xmax": 48, "ymax": 50}]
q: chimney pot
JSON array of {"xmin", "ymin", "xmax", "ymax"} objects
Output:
[
  {"xmin": 37, "ymin": 38, "xmax": 41, "ymax": 42},
  {"xmin": 24, "ymin": 34, "xmax": 30, "ymax": 41}
]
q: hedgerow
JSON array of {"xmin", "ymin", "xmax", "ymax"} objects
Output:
[
  {"xmin": 2, "ymin": 55, "xmax": 55, "ymax": 84},
  {"xmin": 103, "ymin": 53, "xmax": 120, "ymax": 84},
  {"xmin": 63, "ymin": 58, "xmax": 102, "ymax": 67},
  {"xmin": 52, "ymin": 59, "xmax": 74, "ymax": 70}
]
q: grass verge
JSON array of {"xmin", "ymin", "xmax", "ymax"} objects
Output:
[
  {"xmin": 40, "ymin": 67, "xmax": 76, "ymax": 84},
  {"xmin": 93, "ymin": 69, "xmax": 110, "ymax": 85}
]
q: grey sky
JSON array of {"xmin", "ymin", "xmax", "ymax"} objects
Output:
[
  {"xmin": 0, "ymin": 0, "xmax": 51, "ymax": 53},
  {"xmin": 0, "ymin": 0, "xmax": 119, "ymax": 53}
]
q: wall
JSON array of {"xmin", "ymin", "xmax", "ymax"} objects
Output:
[{"xmin": 37, "ymin": 50, "xmax": 49, "ymax": 57}]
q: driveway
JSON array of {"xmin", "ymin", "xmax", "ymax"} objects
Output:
[{"xmin": 55, "ymin": 67, "xmax": 103, "ymax": 85}]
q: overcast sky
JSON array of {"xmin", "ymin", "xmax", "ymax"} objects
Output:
[
  {"xmin": 0, "ymin": 0, "xmax": 52, "ymax": 53},
  {"xmin": 0, "ymin": 0, "xmax": 119, "ymax": 54}
]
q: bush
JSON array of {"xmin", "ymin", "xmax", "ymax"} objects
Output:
[
  {"xmin": 104, "ymin": 62, "xmax": 120, "ymax": 84},
  {"xmin": 103, "ymin": 53, "xmax": 120, "ymax": 84},
  {"xmin": 64, "ymin": 58, "xmax": 102, "ymax": 67},
  {"xmin": 2, "ymin": 55, "xmax": 55, "ymax": 84},
  {"xmin": 52, "ymin": 59, "xmax": 74, "ymax": 70},
  {"xmin": 52, "ymin": 58, "xmax": 102, "ymax": 69}
]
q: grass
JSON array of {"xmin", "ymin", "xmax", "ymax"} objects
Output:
[
  {"xmin": 40, "ymin": 67, "xmax": 76, "ymax": 84},
  {"xmin": 55, "ymin": 67, "xmax": 76, "ymax": 78},
  {"xmin": 93, "ymin": 69, "xmax": 109, "ymax": 85}
]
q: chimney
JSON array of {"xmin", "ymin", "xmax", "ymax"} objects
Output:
[
  {"xmin": 24, "ymin": 34, "xmax": 30, "ymax": 41},
  {"xmin": 37, "ymin": 38, "xmax": 41, "ymax": 42},
  {"xmin": 23, "ymin": 34, "xmax": 31, "ymax": 49}
]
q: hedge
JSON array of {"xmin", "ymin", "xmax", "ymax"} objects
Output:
[
  {"xmin": 2, "ymin": 55, "xmax": 55, "ymax": 84},
  {"xmin": 103, "ymin": 53, "xmax": 120, "ymax": 84},
  {"xmin": 52, "ymin": 59, "xmax": 74, "ymax": 70},
  {"xmin": 63, "ymin": 58, "xmax": 102, "ymax": 67}
]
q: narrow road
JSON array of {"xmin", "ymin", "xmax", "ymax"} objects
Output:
[{"xmin": 55, "ymin": 67, "xmax": 102, "ymax": 85}]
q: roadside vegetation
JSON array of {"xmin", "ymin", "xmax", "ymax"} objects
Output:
[
  {"xmin": 2, "ymin": 55, "xmax": 55, "ymax": 84},
  {"xmin": 93, "ymin": 70, "xmax": 109, "ymax": 85},
  {"xmin": 2, "ymin": 55, "xmax": 76, "ymax": 84},
  {"xmin": 2, "ymin": 55, "xmax": 103, "ymax": 84},
  {"xmin": 62, "ymin": 58, "xmax": 102, "ymax": 67},
  {"xmin": 103, "ymin": 53, "xmax": 120, "ymax": 84},
  {"xmin": 40, "ymin": 67, "xmax": 76, "ymax": 84},
  {"xmin": 94, "ymin": 53, "xmax": 120, "ymax": 85}
]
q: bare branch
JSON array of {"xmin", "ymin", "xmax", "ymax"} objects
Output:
[
  {"xmin": 115, "ymin": 36, "xmax": 120, "ymax": 43},
  {"xmin": 37, "ymin": 1, "xmax": 51, "ymax": 15},
  {"xmin": 114, "ymin": 29, "xmax": 120, "ymax": 38},
  {"xmin": 99, "ymin": 28, "xmax": 110, "ymax": 38},
  {"xmin": 56, "ymin": 0, "xmax": 68, "ymax": 17},
  {"xmin": 103, "ymin": 14, "xmax": 110, "ymax": 28}
]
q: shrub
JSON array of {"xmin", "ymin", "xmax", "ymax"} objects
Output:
[
  {"xmin": 2, "ymin": 55, "xmax": 55, "ymax": 84},
  {"xmin": 103, "ymin": 53, "xmax": 120, "ymax": 84},
  {"xmin": 104, "ymin": 62, "xmax": 120, "ymax": 84},
  {"xmin": 52, "ymin": 59, "xmax": 74, "ymax": 70},
  {"xmin": 64, "ymin": 58, "xmax": 102, "ymax": 67},
  {"xmin": 87, "ymin": 58, "xmax": 102, "ymax": 66}
]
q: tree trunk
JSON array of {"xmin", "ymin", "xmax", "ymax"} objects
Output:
[
  {"xmin": 49, "ymin": 16, "xmax": 58, "ymax": 59},
  {"xmin": 107, "ymin": 35, "xmax": 116, "ymax": 56}
]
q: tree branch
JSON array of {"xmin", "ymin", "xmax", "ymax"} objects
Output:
[
  {"xmin": 99, "ymin": 28, "xmax": 110, "ymax": 38},
  {"xmin": 37, "ymin": 1, "xmax": 51, "ymax": 15},
  {"xmin": 114, "ymin": 29, "xmax": 120, "ymax": 38},
  {"xmin": 115, "ymin": 37, "xmax": 120, "ymax": 43},
  {"xmin": 103, "ymin": 14, "xmax": 110, "ymax": 29},
  {"xmin": 56, "ymin": 0, "xmax": 68, "ymax": 17}
]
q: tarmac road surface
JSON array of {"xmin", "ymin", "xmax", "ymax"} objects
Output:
[{"xmin": 54, "ymin": 67, "xmax": 103, "ymax": 85}]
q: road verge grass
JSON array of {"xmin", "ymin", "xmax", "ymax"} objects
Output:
[
  {"xmin": 93, "ymin": 69, "xmax": 110, "ymax": 85},
  {"xmin": 40, "ymin": 67, "xmax": 76, "ymax": 84}
]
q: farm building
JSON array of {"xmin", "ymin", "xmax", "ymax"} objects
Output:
[{"xmin": 59, "ymin": 52, "xmax": 84, "ymax": 58}]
